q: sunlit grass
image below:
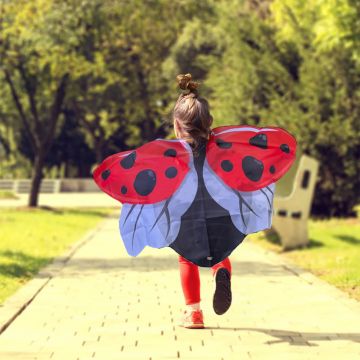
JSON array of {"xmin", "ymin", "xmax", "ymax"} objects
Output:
[
  {"xmin": 0, "ymin": 190, "xmax": 18, "ymax": 199},
  {"xmin": 0, "ymin": 207, "xmax": 114, "ymax": 304},
  {"xmin": 250, "ymin": 211, "xmax": 360, "ymax": 301}
]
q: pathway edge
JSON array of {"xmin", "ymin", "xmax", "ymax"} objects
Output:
[
  {"xmin": 247, "ymin": 239, "xmax": 360, "ymax": 312},
  {"xmin": 0, "ymin": 211, "xmax": 116, "ymax": 335}
]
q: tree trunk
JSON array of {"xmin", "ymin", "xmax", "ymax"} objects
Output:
[
  {"xmin": 28, "ymin": 153, "xmax": 45, "ymax": 207},
  {"xmin": 94, "ymin": 139, "xmax": 105, "ymax": 164},
  {"xmin": 131, "ymin": 54, "xmax": 156, "ymax": 142}
]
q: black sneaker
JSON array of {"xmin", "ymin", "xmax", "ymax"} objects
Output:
[{"xmin": 213, "ymin": 268, "xmax": 232, "ymax": 315}]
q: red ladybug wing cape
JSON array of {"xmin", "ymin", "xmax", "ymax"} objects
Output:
[{"xmin": 93, "ymin": 125, "xmax": 297, "ymax": 267}]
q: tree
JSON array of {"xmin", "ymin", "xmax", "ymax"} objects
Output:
[
  {"xmin": 67, "ymin": 0, "xmax": 208, "ymax": 160},
  {"xmin": 269, "ymin": 0, "xmax": 360, "ymax": 216},
  {"xmin": 0, "ymin": 0, "xmax": 113, "ymax": 205},
  {"xmin": 18, "ymin": 109, "xmax": 96, "ymax": 178},
  {"xmin": 0, "ymin": 1, "xmax": 87, "ymax": 206},
  {"xmin": 164, "ymin": 0, "xmax": 359, "ymax": 216},
  {"xmin": 2, "ymin": 0, "xmax": 358, "ymax": 215}
]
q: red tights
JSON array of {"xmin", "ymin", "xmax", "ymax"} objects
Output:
[{"xmin": 178, "ymin": 255, "xmax": 232, "ymax": 305}]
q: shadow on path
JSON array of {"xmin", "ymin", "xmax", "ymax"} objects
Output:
[
  {"xmin": 49, "ymin": 256, "xmax": 307, "ymax": 277},
  {"xmin": 203, "ymin": 327, "xmax": 360, "ymax": 346}
]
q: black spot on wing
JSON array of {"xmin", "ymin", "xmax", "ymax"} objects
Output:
[
  {"xmin": 164, "ymin": 148, "xmax": 177, "ymax": 157},
  {"xmin": 101, "ymin": 169, "xmax": 111, "ymax": 180},
  {"xmin": 120, "ymin": 151, "xmax": 136, "ymax": 169},
  {"xmin": 249, "ymin": 133, "xmax": 267, "ymax": 149},
  {"xmin": 134, "ymin": 169, "xmax": 156, "ymax": 196},
  {"xmin": 165, "ymin": 166, "xmax": 177, "ymax": 178},
  {"xmin": 221, "ymin": 160, "xmax": 233, "ymax": 172},
  {"xmin": 280, "ymin": 144, "xmax": 290, "ymax": 153},
  {"xmin": 242, "ymin": 156, "xmax": 264, "ymax": 181},
  {"xmin": 121, "ymin": 185, "xmax": 127, "ymax": 194},
  {"xmin": 216, "ymin": 138, "xmax": 232, "ymax": 149},
  {"xmin": 269, "ymin": 165, "xmax": 276, "ymax": 174}
]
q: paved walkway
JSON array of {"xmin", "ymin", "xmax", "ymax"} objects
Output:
[{"xmin": 0, "ymin": 213, "xmax": 360, "ymax": 360}]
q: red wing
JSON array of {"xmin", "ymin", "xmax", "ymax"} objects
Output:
[
  {"xmin": 206, "ymin": 125, "xmax": 297, "ymax": 191},
  {"xmin": 93, "ymin": 139, "xmax": 191, "ymax": 204}
]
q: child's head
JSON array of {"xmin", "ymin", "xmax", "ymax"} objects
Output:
[{"xmin": 173, "ymin": 73, "xmax": 213, "ymax": 154}]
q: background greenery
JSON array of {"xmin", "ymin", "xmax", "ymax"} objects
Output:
[{"xmin": 0, "ymin": 0, "xmax": 359, "ymax": 215}]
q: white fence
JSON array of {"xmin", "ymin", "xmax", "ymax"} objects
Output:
[{"xmin": 0, "ymin": 179, "xmax": 100, "ymax": 193}]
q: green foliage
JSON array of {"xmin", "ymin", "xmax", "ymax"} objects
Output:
[
  {"xmin": 165, "ymin": 0, "xmax": 359, "ymax": 216},
  {"xmin": 0, "ymin": 0, "xmax": 358, "ymax": 216},
  {"xmin": 268, "ymin": 0, "xmax": 360, "ymax": 216},
  {"xmin": 271, "ymin": 0, "xmax": 360, "ymax": 62}
]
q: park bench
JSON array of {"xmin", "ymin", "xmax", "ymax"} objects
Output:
[{"xmin": 270, "ymin": 154, "xmax": 319, "ymax": 250}]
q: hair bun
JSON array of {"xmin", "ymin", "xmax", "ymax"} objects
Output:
[{"xmin": 176, "ymin": 73, "xmax": 199, "ymax": 92}]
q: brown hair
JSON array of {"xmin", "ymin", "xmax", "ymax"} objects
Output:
[{"xmin": 173, "ymin": 73, "xmax": 213, "ymax": 157}]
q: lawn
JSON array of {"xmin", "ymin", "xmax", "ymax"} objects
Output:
[
  {"xmin": 0, "ymin": 190, "xmax": 18, "ymax": 199},
  {"xmin": 250, "ymin": 215, "xmax": 360, "ymax": 301},
  {"xmin": 0, "ymin": 207, "xmax": 114, "ymax": 304}
]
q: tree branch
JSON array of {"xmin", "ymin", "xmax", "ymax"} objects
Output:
[
  {"xmin": 3, "ymin": 68, "xmax": 38, "ymax": 150},
  {"xmin": 44, "ymin": 73, "xmax": 70, "ymax": 151},
  {"xmin": 17, "ymin": 60, "xmax": 41, "ymax": 134}
]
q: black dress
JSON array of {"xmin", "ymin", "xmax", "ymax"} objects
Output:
[{"xmin": 169, "ymin": 139, "xmax": 247, "ymax": 267}]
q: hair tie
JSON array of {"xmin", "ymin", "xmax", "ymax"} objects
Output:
[{"xmin": 176, "ymin": 73, "xmax": 199, "ymax": 95}]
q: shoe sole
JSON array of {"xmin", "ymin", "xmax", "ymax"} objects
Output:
[{"xmin": 213, "ymin": 268, "xmax": 232, "ymax": 315}]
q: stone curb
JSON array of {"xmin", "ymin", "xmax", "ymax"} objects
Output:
[
  {"xmin": 0, "ymin": 212, "xmax": 115, "ymax": 335},
  {"xmin": 247, "ymin": 240, "xmax": 360, "ymax": 313}
]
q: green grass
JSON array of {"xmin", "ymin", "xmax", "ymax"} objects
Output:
[
  {"xmin": 250, "ymin": 215, "xmax": 360, "ymax": 301},
  {"xmin": 0, "ymin": 190, "xmax": 18, "ymax": 199},
  {"xmin": 0, "ymin": 207, "xmax": 114, "ymax": 304}
]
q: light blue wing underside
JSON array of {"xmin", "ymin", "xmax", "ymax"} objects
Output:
[
  {"xmin": 203, "ymin": 157, "xmax": 275, "ymax": 234},
  {"xmin": 119, "ymin": 141, "xmax": 198, "ymax": 256}
]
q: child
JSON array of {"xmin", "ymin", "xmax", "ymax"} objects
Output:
[
  {"xmin": 174, "ymin": 74, "xmax": 233, "ymax": 329},
  {"xmin": 93, "ymin": 73, "xmax": 296, "ymax": 330}
]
